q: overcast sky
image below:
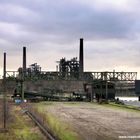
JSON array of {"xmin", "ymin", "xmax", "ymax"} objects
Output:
[{"xmin": 0, "ymin": 0, "xmax": 140, "ymax": 78}]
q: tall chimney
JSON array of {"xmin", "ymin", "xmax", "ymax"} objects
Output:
[
  {"xmin": 3, "ymin": 52, "xmax": 6, "ymax": 80},
  {"xmin": 3, "ymin": 52, "xmax": 7, "ymax": 129},
  {"xmin": 23, "ymin": 47, "xmax": 26, "ymax": 74},
  {"xmin": 79, "ymin": 38, "xmax": 84, "ymax": 73}
]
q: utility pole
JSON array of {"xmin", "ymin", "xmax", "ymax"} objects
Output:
[{"xmin": 3, "ymin": 52, "xmax": 7, "ymax": 129}]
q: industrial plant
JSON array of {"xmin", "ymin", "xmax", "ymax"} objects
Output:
[
  {"xmin": 0, "ymin": 38, "xmax": 140, "ymax": 140},
  {"xmin": 1, "ymin": 38, "xmax": 139, "ymax": 102}
]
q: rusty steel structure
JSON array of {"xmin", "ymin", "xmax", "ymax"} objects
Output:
[
  {"xmin": 4, "ymin": 38, "xmax": 137, "ymax": 82},
  {"xmin": 58, "ymin": 57, "xmax": 79, "ymax": 79},
  {"xmin": 2, "ymin": 38, "xmax": 138, "ymax": 101},
  {"xmin": 90, "ymin": 71, "xmax": 137, "ymax": 81},
  {"xmin": 5, "ymin": 70, "xmax": 137, "ymax": 81}
]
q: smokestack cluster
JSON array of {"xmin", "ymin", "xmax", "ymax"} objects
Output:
[
  {"xmin": 79, "ymin": 38, "xmax": 84, "ymax": 74},
  {"xmin": 23, "ymin": 47, "xmax": 26, "ymax": 74}
]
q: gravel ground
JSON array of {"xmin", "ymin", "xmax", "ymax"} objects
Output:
[{"xmin": 45, "ymin": 102, "xmax": 140, "ymax": 140}]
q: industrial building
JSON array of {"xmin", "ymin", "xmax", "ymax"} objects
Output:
[{"xmin": 1, "ymin": 38, "xmax": 139, "ymax": 102}]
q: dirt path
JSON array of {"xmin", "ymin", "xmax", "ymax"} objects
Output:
[{"xmin": 45, "ymin": 102, "xmax": 140, "ymax": 140}]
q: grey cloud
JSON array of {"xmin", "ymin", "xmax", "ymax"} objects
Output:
[
  {"xmin": 0, "ymin": 0, "xmax": 140, "ymax": 74},
  {"xmin": 23, "ymin": 4, "xmax": 135, "ymax": 40},
  {"xmin": 0, "ymin": 0, "xmax": 137, "ymax": 43}
]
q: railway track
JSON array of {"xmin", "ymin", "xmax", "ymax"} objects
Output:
[{"xmin": 21, "ymin": 105, "xmax": 58, "ymax": 140}]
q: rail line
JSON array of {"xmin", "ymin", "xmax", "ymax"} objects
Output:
[{"xmin": 21, "ymin": 106, "xmax": 58, "ymax": 140}]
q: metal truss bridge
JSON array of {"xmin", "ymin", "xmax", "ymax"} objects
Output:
[{"xmin": 5, "ymin": 71, "xmax": 137, "ymax": 81}]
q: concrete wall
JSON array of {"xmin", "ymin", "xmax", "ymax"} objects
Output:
[
  {"xmin": 0, "ymin": 80, "xmax": 16, "ymax": 94},
  {"xmin": 0, "ymin": 79, "xmax": 87, "ymax": 94},
  {"xmin": 25, "ymin": 80, "xmax": 86, "ymax": 93}
]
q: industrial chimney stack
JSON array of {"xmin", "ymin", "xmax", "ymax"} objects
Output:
[
  {"xmin": 79, "ymin": 38, "xmax": 84, "ymax": 74},
  {"xmin": 23, "ymin": 47, "xmax": 26, "ymax": 75}
]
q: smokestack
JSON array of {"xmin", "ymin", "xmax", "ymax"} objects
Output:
[
  {"xmin": 23, "ymin": 47, "xmax": 26, "ymax": 74},
  {"xmin": 79, "ymin": 38, "xmax": 84, "ymax": 73},
  {"xmin": 3, "ymin": 52, "xmax": 7, "ymax": 129},
  {"xmin": 3, "ymin": 52, "xmax": 6, "ymax": 80}
]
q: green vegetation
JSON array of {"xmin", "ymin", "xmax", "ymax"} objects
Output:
[
  {"xmin": 63, "ymin": 101, "xmax": 86, "ymax": 105},
  {"xmin": 10, "ymin": 110, "xmax": 42, "ymax": 140},
  {"xmin": 101, "ymin": 102, "xmax": 140, "ymax": 112},
  {"xmin": 47, "ymin": 113, "xmax": 79, "ymax": 140},
  {"xmin": 32, "ymin": 101, "xmax": 140, "ymax": 140},
  {"xmin": 60, "ymin": 100, "xmax": 140, "ymax": 112},
  {"xmin": 0, "ymin": 106, "xmax": 45, "ymax": 140},
  {"xmin": 34, "ymin": 103, "xmax": 80, "ymax": 140},
  {"xmin": 66, "ymin": 100, "xmax": 140, "ymax": 112},
  {"xmin": 37, "ymin": 101, "xmax": 140, "ymax": 112}
]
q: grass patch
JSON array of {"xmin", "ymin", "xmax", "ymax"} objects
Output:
[
  {"xmin": 35, "ymin": 101, "xmax": 140, "ymax": 113},
  {"xmin": 47, "ymin": 113, "xmax": 79, "ymax": 140},
  {"xmin": 9, "ymin": 112, "xmax": 42, "ymax": 140},
  {"xmin": 63, "ymin": 101, "xmax": 84, "ymax": 105},
  {"xmin": 37, "ymin": 101, "xmax": 54, "ymax": 106},
  {"xmin": 34, "ymin": 103, "xmax": 80, "ymax": 140},
  {"xmin": 102, "ymin": 102, "xmax": 140, "ymax": 112},
  {"xmin": 0, "ymin": 105, "xmax": 45, "ymax": 140},
  {"xmin": 64, "ymin": 101, "xmax": 140, "ymax": 113}
]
